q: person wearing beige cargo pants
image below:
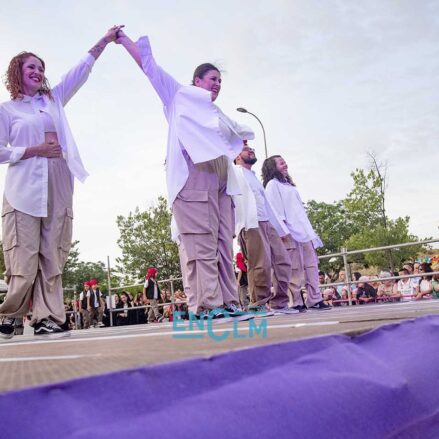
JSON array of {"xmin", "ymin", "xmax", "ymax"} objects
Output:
[{"xmin": 0, "ymin": 25, "xmax": 124, "ymax": 340}]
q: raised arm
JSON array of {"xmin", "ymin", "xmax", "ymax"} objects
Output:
[
  {"xmin": 116, "ymin": 30, "xmax": 181, "ymax": 108},
  {"xmin": 52, "ymin": 26, "xmax": 123, "ymax": 106}
]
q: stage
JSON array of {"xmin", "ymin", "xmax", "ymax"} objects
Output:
[{"xmin": 0, "ymin": 300, "xmax": 438, "ymax": 392}]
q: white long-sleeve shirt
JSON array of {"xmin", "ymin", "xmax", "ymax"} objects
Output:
[
  {"xmin": 0, "ymin": 54, "xmax": 95, "ymax": 217},
  {"xmin": 265, "ymin": 178, "xmax": 323, "ymax": 248},
  {"xmin": 136, "ymin": 36, "xmax": 254, "ymax": 206},
  {"xmin": 233, "ymin": 165, "xmax": 289, "ymax": 238}
]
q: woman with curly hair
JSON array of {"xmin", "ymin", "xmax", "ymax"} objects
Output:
[
  {"xmin": 262, "ymin": 155, "xmax": 331, "ymax": 311},
  {"xmin": 0, "ymin": 25, "xmax": 123, "ymax": 340}
]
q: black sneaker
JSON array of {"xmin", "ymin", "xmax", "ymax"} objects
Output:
[
  {"xmin": 308, "ymin": 301, "xmax": 332, "ymax": 311},
  {"xmin": 34, "ymin": 319, "xmax": 71, "ymax": 338},
  {"xmin": 292, "ymin": 305, "xmax": 307, "ymax": 313},
  {"xmin": 248, "ymin": 305, "xmax": 275, "ymax": 317},
  {"xmin": 201, "ymin": 308, "xmax": 234, "ymax": 324},
  {"xmin": 0, "ymin": 316, "xmax": 15, "ymax": 340},
  {"xmin": 224, "ymin": 304, "xmax": 254, "ymax": 321}
]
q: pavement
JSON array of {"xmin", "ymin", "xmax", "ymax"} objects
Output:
[{"xmin": 0, "ymin": 300, "xmax": 438, "ymax": 393}]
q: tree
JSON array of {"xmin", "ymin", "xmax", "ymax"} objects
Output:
[
  {"xmin": 345, "ymin": 217, "xmax": 425, "ymax": 270},
  {"xmin": 62, "ymin": 241, "xmax": 114, "ymax": 296},
  {"xmin": 308, "ymin": 153, "xmax": 425, "ymax": 273},
  {"xmin": 116, "ymin": 196, "xmax": 181, "ymax": 284},
  {"xmin": 306, "ymin": 200, "xmax": 353, "ymax": 256},
  {"xmin": 62, "ymin": 240, "xmax": 80, "ymax": 288}
]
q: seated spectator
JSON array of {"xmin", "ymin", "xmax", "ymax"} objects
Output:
[
  {"xmin": 356, "ymin": 276, "xmax": 377, "ymax": 304},
  {"xmin": 352, "ymin": 272, "xmax": 362, "ymax": 297},
  {"xmin": 336, "ymin": 270, "xmax": 354, "ymax": 302},
  {"xmin": 132, "ymin": 292, "xmax": 147, "ymax": 325},
  {"xmin": 432, "ymin": 264, "xmax": 439, "ymax": 299},
  {"xmin": 415, "ymin": 263, "xmax": 433, "ymax": 300},
  {"xmin": 377, "ymin": 271, "xmax": 395, "ymax": 299},
  {"xmin": 319, "ymin": 271, "xmax": 340, "ymax": 305},
  {"xmin": 115, "ymin": 292, "xmax": 133, "ymax": 326},
  {"xmin": 395, "ymin": 268, "xmax": 417, "ymax": 302}
]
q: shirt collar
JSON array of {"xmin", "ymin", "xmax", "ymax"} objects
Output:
[{"xmin": 21, "ymin": 93, "xmax": 45, "ymax": 103}]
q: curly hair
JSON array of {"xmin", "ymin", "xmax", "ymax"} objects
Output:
[
  {"xmin": 261, "ymin": 155, "xmax": 295, "ymax": 188},
  {"xmin": 3, "ymin": 52, "xmax": 52, "ymax": 100}
]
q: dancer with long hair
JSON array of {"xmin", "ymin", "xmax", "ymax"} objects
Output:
[
  {"xmin": 116, "ymin": 30, "xmax": 254, "ymax": 320},
  {"xmin": 262, "ymin": 155, "xmax": 331, "ymax": 311},
  {"xmin": 0, "ymin": 26, "xmax": 124, "ymax": 339}
]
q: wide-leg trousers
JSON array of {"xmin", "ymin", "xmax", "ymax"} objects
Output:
[
  {"xmin": 0, "ymin": 158, "xmax": 73, "ymax": 325},
  {"xmin": 173, "ymin": 152, "xmax": 239, "ymax": 315}
]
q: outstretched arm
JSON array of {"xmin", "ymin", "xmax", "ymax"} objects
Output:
[
  {"xmin": 88, "ymin": 25, "xmax": 124, "ymax": 60},
  {"xmin": 116, "ymin": 30, "xmax": 181, "ymax": 107},
  {"xmin": 115, "ymin": 30, "xmax": 142, "ymax": 68},
  {"xmin": 53, "ymin": 26, "xmax": 124, "ymax": 106}
]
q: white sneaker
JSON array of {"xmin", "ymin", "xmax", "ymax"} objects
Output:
[{"xmin": 272, "ymin": 307, "xmax": 300, "ymax": 315}]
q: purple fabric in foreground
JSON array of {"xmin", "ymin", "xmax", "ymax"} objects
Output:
[{"xmin": 1, "ymin": 316, "xmax": 439, "ymax": 438}]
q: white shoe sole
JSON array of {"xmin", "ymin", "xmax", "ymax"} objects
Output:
[
  {"xmin": 273, "ymin": 310, "xmax": 300, "ymax": 315},
  {"xmin": 34, "ymin": 331, "xmax": 71, "ymax": 339},
  {"xmin": 0, "ymin": 333, "xmax": 14, "ymax": 340},
  {"xmin": 252, "ymin": 311, "xmax": 275, "ymax": 318}
]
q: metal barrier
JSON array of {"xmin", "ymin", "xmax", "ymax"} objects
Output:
[
  {"xmin": 1, "ymin": 238, "xmax": 438, "ymax": 330},
  {"xmin": 316, "ymin": 238, "xmax": 439, "ymax": 306}
]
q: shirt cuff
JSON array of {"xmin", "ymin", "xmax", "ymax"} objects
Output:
[
  {"xmin": 81, "ymin": 53, "xmax": 96, "ymax": 69},
  {"xmin": 10, "ymin": 147, "xmax": 26, "ymax": 163}
]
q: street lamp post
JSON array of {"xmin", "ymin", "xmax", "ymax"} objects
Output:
[{"xmin": 236, "ymin": 107, "xmax": 268, "ymax": 159}]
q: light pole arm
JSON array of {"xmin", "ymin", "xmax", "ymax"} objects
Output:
[{"xmin": 247, "ymin": 111, "xmax": 268, "ymax": 159}]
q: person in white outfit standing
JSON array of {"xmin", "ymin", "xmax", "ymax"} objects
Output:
[
  {"xmin": 0, "ymin": 25, "xmax": 124, "ymax": 340},
  {"xmin": 115, "ymin": 30, "xmax": 254, "ymax": 321},
  {"xmin": 262, "ymin": 155, "xmax": 331, "ymax": 311}
]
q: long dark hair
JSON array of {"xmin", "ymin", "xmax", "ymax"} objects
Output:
[
  {"xmin": 419, "ymin": 262, "xmax": 433, "ymax": 282},
  {"xmin": 261, "ymin": 155, "xmax": 295, "ymax": 188}
]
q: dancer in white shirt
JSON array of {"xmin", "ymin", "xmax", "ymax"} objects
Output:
[
  {"xmin": 116, "ymin": 31, "xmax": 254, "ymax": 320},
  {"xmin": 262, "ymin": 155, "xmax": 331, "ymax": 311},
  {"xmin": 0, "ymin": 25, "xmax": 124, "ymax": 340},
  {"xmin": 234, "ymin": 145, "xmax": 298, "ymax": 315}
]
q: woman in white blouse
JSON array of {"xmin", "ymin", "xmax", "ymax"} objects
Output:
[
  {"xmin": 116, "ymin": 30, "xmax": 254, "ymax": 320},
  {"xmin": 262, "ymin": 155, "xmax": 331, "ymax": 311},
  {"xmin": 0, "ymin": 25, "xmax": 123, "ymax": 340}
]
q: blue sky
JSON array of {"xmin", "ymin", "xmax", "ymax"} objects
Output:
[{"xmin": 1, "ymin": 0, "xmax": 438, "ymax": 263}]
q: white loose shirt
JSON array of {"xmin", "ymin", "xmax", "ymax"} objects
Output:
[
  {"xmin": 233, "ymin": 165, "xmax": 289, "ymax": 238},
  {"xmin": 0, "ymin": 54, "xmax": 95, "ymax": 217},
  {"xmin": 136, "ymin": 36, "xmax": 254, "ymax": 206},
  {"xmin": 265, "ymin": 179, "xmax": 323, "ymax": 248}
]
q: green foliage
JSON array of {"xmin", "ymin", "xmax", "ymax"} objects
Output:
[
  {"xmin": 344, "ymin": 168, "xmax": 384, "ymax": 231},
  {"xmin": 345, "ymin": 217, "xmax": 425, "ymax": 270},
  {"xmin": 115, "ymin": 196, "xmax": 181, "ymax": 284},
  {"xmin": 0, "ymin": 241, "xmax": 5, "ymax": 277},
  {"xmin": 307, "ymin": 157, "xmax": 424, "ymax": 273},
  {"xmin": 62, "ymin": 241, "xmax": 113, "ymax": 296},
  {"xmin": 306, "ymin": 200, "xmax": 352, "ymax": 255}
]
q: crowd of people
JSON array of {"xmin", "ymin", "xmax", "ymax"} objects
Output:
[
  {"xmin": 63, "ymin": 273, "xmax": 189, "ymax": 330},
  {"xmin": 318, "ymin": 261, "xmax": 439, "ymax": 306}
]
